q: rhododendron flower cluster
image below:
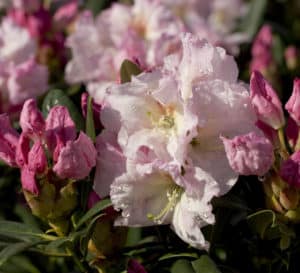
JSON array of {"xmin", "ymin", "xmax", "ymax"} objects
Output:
[
  {"xmin": 93, "ymin": 33, "xmax": 262, "ymax": 249},
  {"xmin": 0, "ymin": 17, "xmax": 48, "ymax": 113},
  {"xmin": 66, "ymin": 0, "xmax": 248, "ymax": 104}
]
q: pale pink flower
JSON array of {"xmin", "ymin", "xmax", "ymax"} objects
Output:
[
  {"xmin": 66, "ymin": 1, "xmax": 183, "ymax": 103},
  {"xmin": 7, "ymin": 58, "xmax": 48, "ymax": 105},
  {"xmin": 0, "ymin": 114, "xmax": 19, "ymax": 166},
  {"xmin": 0, "ymin": 18, "xmax": 48, "ymax": 113},
  {"xmin": 250, "ymin": 70, "xmax": 285, "ymax": 129},
  {"xmin": 94, "ymin": 34, "xmax": 257, "ymax": 249},
  {"xmin": 221, "ymin": 132, "xmax": 274, "ymax": 176}
]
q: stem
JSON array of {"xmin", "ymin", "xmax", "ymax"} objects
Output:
[
  {"xmin": 66, "ymin": 247, "xmax": 90, "ymax": 273},
  {"xmin": 278, "ymin": 128, "xmax": 289, "ymax": 160}
]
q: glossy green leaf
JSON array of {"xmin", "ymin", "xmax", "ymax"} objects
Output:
[
  {"xmin": 85, "ymin": 95, "xmax": 96, "ymax": 142},
  {"xmin": 120, "ymin": 59, "xmax": 142, "ymax": 83},
  {"xmin": 42, "ymin": 89, "xmax": 84, "ymax": 131},
  {"xmin": 192, "ymin": 255, "xmax": 221, "ymax": 273},
  {"xmin": 75, "ymin": 199, "xmax": 111, "ymax": 230},
  {"xmin": 171, "ymin": 259, "xmax": 195, "ymax": 273}
]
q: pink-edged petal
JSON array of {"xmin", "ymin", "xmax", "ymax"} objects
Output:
[
  {"xmin": 53, "ymin": 132, "xmax": 96, "ymax": 180},
  {"xmin": 93, "ymin": 130, "xmax": 126, "ymax": 197},
  {"xmin": 221, "ymin": 132, "xmax": 274, "ymax": 176}
]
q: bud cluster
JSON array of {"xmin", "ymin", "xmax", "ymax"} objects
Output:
[{"xmin": 0, "ymin": 98, "xmax": 97, "ymax": 232}]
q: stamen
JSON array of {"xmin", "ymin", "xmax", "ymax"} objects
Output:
[{"xmin": 147, "ymin": 185, "xmax": 183, "ymax": 224}]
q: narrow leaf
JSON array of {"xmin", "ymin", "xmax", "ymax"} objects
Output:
[
  {"xmin": 85, "ymin": 95, "xmax": 96, "ymax": 142},
  {"xmin": 0, "ymin": 241, "xmax": 42, "ymax": 266},
  {"xmin": 238, "ymin": 0, "xmax": 267, "ymax": 38},
  {"xmin": 75, "ymin": 199, "xmax": 111, "ymax": 229}
]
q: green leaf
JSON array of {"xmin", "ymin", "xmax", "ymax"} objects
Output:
[
  {"xmin": 159, "ymin": 252, "xmax": 198, "ymax": 261},
  {"xmin": 120, "ymin": 59, "xmax": 142, "ymax": 83},
  {"xmin": 85, "ymin": 95, "xmax": 96, "ymax": 142},
  {"xmin": 272, "ymin": 34, "xmax": 285, "ymax": 66},
  {"xmin": 5, "ymin": 255, "xmax": 41, "ymax": 273},
  {"xmin": 0, "ymin": 221, "xmax": 55, "ymax": 242},
  {"xmin": 85, "ymin": 0, "xmax": 110, "ymax": 15},
  {"xmin": 42, "ymin": 89, "xmax": 84, "ymax": 131},
  {"xmin": 238, "ymin": 0, "xmax": 267, "ymax": 38},
  {"xmin": 14, "ymin": 204, "xmax": 41, "ymax": 233},
  {"xmin": 75, "ymin": 199, "xmax": 111, "ymax": 230},
  {"xmin": 126, "ymin": 228, "xmax": 142, "ymax": 247},
  {"xmin": 192, "ymin": 255, "xmax": 221, "ymax": 273},
  {"xmin": 247, "ymin": 210, "xmax": 276, "ymax": 239},
  {"xmin": 0, "ymin": 241, "xmax": 43, "ymax": 266},
  {"xmin": 171, "ymin": 259, "xmax": 195, "ymax": 273}
]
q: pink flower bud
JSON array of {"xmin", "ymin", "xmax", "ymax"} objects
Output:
[
  {"xmin": 252, "ymin": 25, "xmax": 273, "ymax": 57},
  {"xmin": 0, "ymin": 114, "xmax": 19, "ymax": 167},
  {"xmin": 20, "ymin": 165, "xmax": 39, "ymax": 195},
  {"xmin": 127, "ymin": 259, "xmax": 147, "ymax": 273},
  {"xmin": 12, "ymin": 0, "xmax": 40, "ymax": 13},
  {"xmin": 53, "ymin": 132, "xmax": 96, "ymax": 180},
  {"xmin": 16, "ymin": 133, "xmax": 30, "ymax": 168},
  {"xmin": 28, "ymin": 140, "xmax": 47, "ymax": 174},
  {"xmin": 250, "ymin": 70, "xmax": 285, "ymax": 129},
  {"xmin": 286, "ymin": 117, "xmax": 299, "ymax": 149},
  {"xmin": 221, "ymin": 132, "xmax": 274, "ymax": 176},
  {"xmin": 87, "ymin": 190, "xmax": 101, "ymax": 209},
  {"xmin": 19, "ymin": 99, "xmax": 45, "ymax": 139},
  {"xmin": 255, "ymin": 120, "xmax": 278, "ymax": 145},
  {"xmin": 285, "ymin": 46, "xmax": 298, "ymax": 70},
  {"xmin": 286, "ymin": 78, "xmax": 300, "ymax": 125},
  {"xmin": 45, "ymin": 105, "xmax": 76, "ymax": 153},
  {"xmin": 280, "ymin": 151, "xmax": 300, "ymax": 188},
  {"xmin": 53, "ymin": 0, "xmax": 78, "ymax": 30}
]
